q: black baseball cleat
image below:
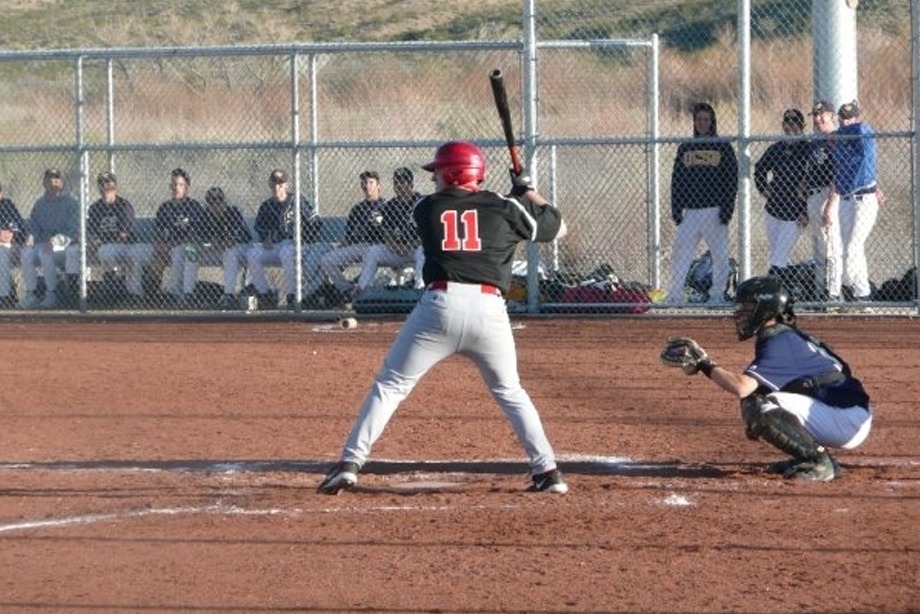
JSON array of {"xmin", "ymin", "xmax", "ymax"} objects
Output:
[
  {"xmin": 527, "ymin": 469, "xmax": 569, "ymax": 494},
  {"xmin": 317, "ymin": 461, "xmax": 359, "ymax": 495}
]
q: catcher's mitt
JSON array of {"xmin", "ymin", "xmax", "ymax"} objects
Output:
[{"xmin": 660, "ymin": 337, "xmax": 716, "ymax": 376}]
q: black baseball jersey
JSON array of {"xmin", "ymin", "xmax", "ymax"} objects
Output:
[
  {"xmin": 87, "ymin": 196, "xmax": 136, "ymax": 243},
  {"xmin": 754, "ymin": 139, "xmax": 810, "ymax": 221},
  {"xmin": 0, "ymin": 197, "xmax": 27, "ymax": 244},
  {"xmin": 155, "ymin": 197, "xmax": 204, "ymax": 243},
  {"xmin": 416, "ymin": 187, "xmax": 562, "ymax": 293},
  {"xmin": 342, "ymin": 198, "xmax": 387, "ymax": 245},
  {"xmin": 198, "ymin": 205, "xmax": 253, "ymax": 246},
  {"xmin": 381, "ymin": 191, "xmax": 422, "ymax": 250},
  {"xmin": 805, "ymin": 139, "xmax": 836, "ymax": 192},
  {"xmin": 254, "ymin": 193, "xmax": 321, "ymax": 244}
]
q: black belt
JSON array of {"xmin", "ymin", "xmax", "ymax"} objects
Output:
[
  {"xmin": 781, "ymin": 371, "xmax": 846, "ymax": 396},
  {"xmin": 850, "ymin": 186, "xmax": 877, "ymax": 199},
  {"xmin": 808, "ymin": 185, "xmax": 829, "ymax": 196}
]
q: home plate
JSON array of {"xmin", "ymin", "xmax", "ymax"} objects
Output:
[
  {"xmin": 385, "ymin": 473, "xmax": 470, "ymax": 492},
  {"xmin": 388, "ymin": 480, "xmax": 467, "ymax": 492}
]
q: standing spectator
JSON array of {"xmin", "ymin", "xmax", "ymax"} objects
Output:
[
  {"xmin": 87, "ymin": 172, "xmax": 154, "ymax": 305},
  {"xmin": 318, "ymin": 170, "xmax": 387, "ymax": 302},
  {"xmin": 353, "ymin": 167, "xmax": 425, "ymax": 296},
  {"xmin": 198, "ymin": 186, "xmax": 253, "ymax": 310},
  {"xmin": 0, "ymin": 182, "xmax": 27, "ymax": 308},
  {"xmin": 804, "ymin": 100, "xmax": 843, "ymax": 302},
  {"xmin": 19, "ymin": 168, "xmax": 80, "ymax": 309},
  {"xmin": 152, "ymin": 167, "xmax": 205, "ymax": 307},
  {"xmin": 246, "ymin": 169, "xmax": 322, "ymax": 310},
  {"xmin": 831, "ymin": 99, "xmax": 879, "ymax": 304},
  {"xmin": 666, "ymin": 102, "xmax": 739, "ymax": 305},
  {"xmin": 753, "ymin": 108, "xmax": 811, "ymax": 290}
]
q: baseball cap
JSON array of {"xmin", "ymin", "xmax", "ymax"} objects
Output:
[
  {"xmin": 96, "ymin": 171, "xmax": 117, "ymax": 187},
  {"xmin": 44, "ymin": 168, "xmax": 63, "ymax": 180},
  {"xmin": 393, "ymin": 167, "xmax": 413, "ymax": 183},
  {"xmin": 810, "ymin": 100, "xmax": 835, "ymax": 115},
  {"xmin": 782, "ymin": 108, "xmax": 804, "ymax": 127},
  {"xmin": 268, "ymin": 169, "xmax": 289, "ymax": 184},
  {"xmin": 838, "ymin": 99, "xmax": 861, "ymax": 120}
]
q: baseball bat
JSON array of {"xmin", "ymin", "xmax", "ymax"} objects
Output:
[{"xmin": 489, "ymin": 69, "xmax": 523, "ymax": 175}]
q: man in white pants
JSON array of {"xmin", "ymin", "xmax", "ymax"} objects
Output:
[
  {"xmin": 803, "ymin": 100, "xmax": 843, "ymax": 302},
  {"xmin": 87, "ymin": 172, "xmax": 154, "ymax": 305},
  {"xmin": 831, "ymin": 100, "xmax": 880, "ymax": 304},
  {"xmin": 353, "ymin": 167, "xmax": 425, "ymax": 295},
  {"xmin": 317, "ymin": 170, "xmax": 386, "ymax": 302}
]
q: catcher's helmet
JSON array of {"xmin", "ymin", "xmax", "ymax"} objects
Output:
[
  {"xmin": 733, "ymin": 276, "xmax": 792, "ymax": 340},
  {"xmin": 422, "ymin": 141, "xmax": 486, "ymax": 187}
]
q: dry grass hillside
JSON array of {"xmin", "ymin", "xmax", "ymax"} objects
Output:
[{"xmin": 0, "ymin": 0, "xmax": 904, "ymax": 51}]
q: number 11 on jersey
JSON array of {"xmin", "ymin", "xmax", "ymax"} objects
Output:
[{"xmin": 441, "ymin": 209, "xmax": 482, "ymax": 251}]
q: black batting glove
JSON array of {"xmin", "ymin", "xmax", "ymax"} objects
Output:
[{"xmin": 509, "ymin": 168, "xmax": 534, "ymax": 197}]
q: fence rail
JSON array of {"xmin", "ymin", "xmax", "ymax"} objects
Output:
[{"xmin": 0, "ymin": 0, "xmax": 915, "ymax": 316}]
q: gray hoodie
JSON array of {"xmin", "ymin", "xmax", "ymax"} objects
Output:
[{"xmin": 29, "ymin": 192, "xmax": 79, "ymax": 244}]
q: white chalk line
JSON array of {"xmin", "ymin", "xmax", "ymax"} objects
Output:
[
  {"xmin": 0, "ymin": 454, "xmax": 687, "ymax": 536},
  {"xmin": 2, "ymin": 452, "xmax": 917, "ymax": 536}
]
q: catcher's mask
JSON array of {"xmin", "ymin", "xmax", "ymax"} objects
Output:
[{"xmin": 733, "ymin": 276, "xmax": 791, "ymax": 340}]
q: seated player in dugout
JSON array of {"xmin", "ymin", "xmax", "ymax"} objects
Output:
[{"xmin": 660, "ymin": 276, "xmax": 872, "ymax": 481}]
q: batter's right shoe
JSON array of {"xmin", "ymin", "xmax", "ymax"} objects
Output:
[
  {"xmin": 317, "ymin": 461, "xmax": 359, "ymax": 495},
  {"xmin": 528, "ymin": 469, "xmax": 569, "ymax": 494}
]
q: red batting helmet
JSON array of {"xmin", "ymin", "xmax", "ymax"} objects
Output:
[{"xmin": 422, "ymin": 141, "xmax": 486, "ymax": 187}]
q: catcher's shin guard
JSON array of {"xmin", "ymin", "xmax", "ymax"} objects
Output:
[{"xmin": 740, "ymin": 395, "xmax": 825, "ymax": 462}]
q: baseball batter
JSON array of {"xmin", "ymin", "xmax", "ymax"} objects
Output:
[
  {"xmin": 318, "ymin": 140, "xmax": 569, "ymax": 495},
  {"xmin": 660, "ymin": 276, "xmax": 872, "ymax": 481}
]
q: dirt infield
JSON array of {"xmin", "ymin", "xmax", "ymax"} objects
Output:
[{"xmin": 1, "ymin": 315, "xmax": 918, "ymax": 613}]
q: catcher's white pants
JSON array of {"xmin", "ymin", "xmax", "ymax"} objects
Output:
[
  {"xmin": 806, "ymin": 188, "xmax": 842, "ymax": 298},
  {"xmin": 21, "ymin": 243, "xmax": 80, "ymax": 294},
  {"xmin": 764, "ymin": 213, "xmax": 802, "ymax": 269},
  {"xmin": 762, "ymin": 392, "xmax": 872, "ymax": 450},
  {"xmin": 339, "ymin": 283, "xmax": 559, "ymax": 475},
  {"xmin": 0, "ymin": 244, "xmax": 19, "ymax": 298},
  {"xmin": 839, "ymin": 193, "xmax": 879, "ymax": 299},
  {"xmin": 97, "ymin": 242, "xmax": 154, "ymax": 296},
  {"xmin": 666, "ymin": 207, "xmax": 731, "ymax": 302}
]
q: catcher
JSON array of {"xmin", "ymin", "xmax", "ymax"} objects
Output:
[{"xmin": 660, "ymin": 275, "xmax": 872, "ymax": 481}]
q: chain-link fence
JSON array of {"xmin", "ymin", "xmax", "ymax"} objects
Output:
[{"xmin": 0, "ymin": 0, "xmax": 915, "ymax": 316}]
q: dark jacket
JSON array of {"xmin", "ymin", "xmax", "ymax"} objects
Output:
[
  {"xmin": 254, "ymin": 193, "xmax": 321, "ymax": 244},
  {"xmin": 754, "ymin": 139, "xmax": 810, "ymax": 221},
  {"xmin": 381, "ymin": 192, "xmax": 422, "ymax": 252},
  {"xmin": 670, "ymin": 107, "xmax": 738, "ymax": 225},
  {"xmin": 199, "ymin": 205, "xmax": 253, "ymax": 246},
  {"xmin": 342, "ymin": 198, "xmax": 387, "ymax": 245},
  {"xmin": 155, "ymin": 197, "xmax": 205, "ymax": 244},
  {"xmin": 87, "ymin": 196, "xmax": 136, "ymax": 243},
  {"xmin": 0, "ymin": 197, "xmax": 27, "ymax": 244}
]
